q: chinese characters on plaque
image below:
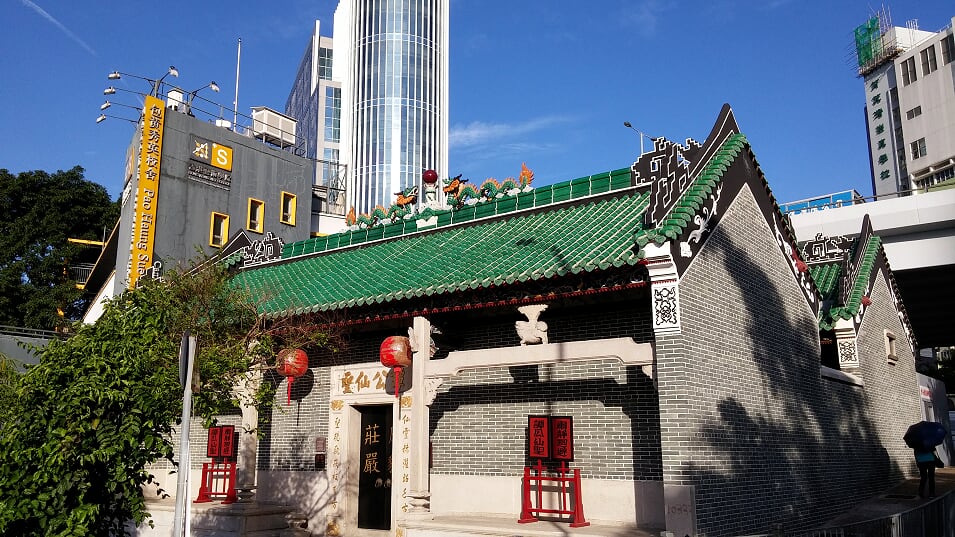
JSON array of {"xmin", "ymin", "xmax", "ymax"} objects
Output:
[{"xmin": 527, "ymin": 416, "xmax": 574, "ymax": 461}]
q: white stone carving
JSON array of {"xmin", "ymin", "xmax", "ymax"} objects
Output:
[{"xmin": 516, "ymin": 304, "xmax": 549, "ymax": 345}]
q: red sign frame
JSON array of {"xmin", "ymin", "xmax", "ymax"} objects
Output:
[
  {"xmin": 528, "ymin": 416, "xmax": 550, "ymax": 459},
  {"xmin": 550, "ymin": 416, "xmax": 574, "ymax": 461}
]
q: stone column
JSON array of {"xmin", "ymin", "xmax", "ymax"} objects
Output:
[
  {"xmin": 233, "ymin": 369, "xmax": 263, "ymax": 501},
  {"xmin": 406, "ymin": 316, "xmax": 433, "ymax": 518}
]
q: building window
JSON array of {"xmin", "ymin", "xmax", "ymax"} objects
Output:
[
  {"xmin": 884, "ymin": 330, "xmax": 898, "ymax": 365},
  {"xmin": 920, "ymin": 45, "xmax": 938, "ymax": 75},
  {"xmin": 281, "ymin": 192, "xmax": 297, "ymax": 225},
  {"xmin": 910, "ymin": 138, "xmax": 927, "ymax": 160},
  {"xmin": 943, "ymin": 34, "xmax": 955, "ymax": 64},
  {"xmin": 906, "ymin": 106, "xmax": 922, "ymax": 120},
  {"xmin": 210, "ymin": 212, "xmax": 229, "ymax": 247},
  {"xmin": 247, "ymin": 198, "xmax": 264, "ymax": 233},
  {"xmin": 901, "ymin": 57, "xmax": 917, "ymax": 86}
]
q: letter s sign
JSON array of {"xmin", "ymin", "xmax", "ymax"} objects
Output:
[{"xmin": 211, "ymin": 143, "xmax": 233, "ymax": 172}]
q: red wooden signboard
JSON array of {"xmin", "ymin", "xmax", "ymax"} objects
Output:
[
  {"xmin": 207, "ymin": 427, "xmax": 221, "ymax": 458},
  {"xmin": 219, "ymin": 425, "xmax": 235, "ymax": 458},
  {"xmin": 551, "ymin": 416, "xmax": 574, "ymax": 461},
  {"xmin": 528, "ymin": 416, "xmax": 550, "ymax": 459}
]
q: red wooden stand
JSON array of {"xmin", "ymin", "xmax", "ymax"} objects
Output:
[
  {"xmin": 518, "ymin": 461, "xmax": 589, "ymax": 527},
  {"xmin": 194, "ymin": 462, "xmax": 237, "ymax": 504}
]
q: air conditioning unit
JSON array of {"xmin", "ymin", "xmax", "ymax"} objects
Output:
[
  {"xmin": 214, "ymin": 119, "xmax": 232, "ymax": 129},
  {"xmin": 250, "ymin": 106, "xmax": 296, "ymax": 148}
]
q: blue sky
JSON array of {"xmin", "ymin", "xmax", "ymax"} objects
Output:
[{"xmin": 0, "ymin": 1, "xmax": 951, "ymax": 205}]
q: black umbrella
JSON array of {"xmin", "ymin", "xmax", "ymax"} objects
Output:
[{"xmin": 904, "ymin": 421, "xmax": 948, "ymax": 451}]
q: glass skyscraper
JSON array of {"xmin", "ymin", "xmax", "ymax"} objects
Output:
[{"xmin": 333, "ymin": 0, "xmax": 449, "ymax": 214}]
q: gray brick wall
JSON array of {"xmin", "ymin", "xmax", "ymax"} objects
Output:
[
  {"xmin": 427, "ymin": 298, "xmax": 661, "ymax": 480},
  {"xmin": 658, "ymin": 184, "xmax": 922, "ymax": 536}
]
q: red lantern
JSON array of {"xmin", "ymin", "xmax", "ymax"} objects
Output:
[
  {"xmin": 277, "ymin": 348, "xmax": 308, "ymax": 405},
  {"xmin": 380, "ymin": 336, "xmax": 413, "ymax": 399},
  {"xmin": 422, "ymin": 169, "xmax": 438, "ymax": 185}
]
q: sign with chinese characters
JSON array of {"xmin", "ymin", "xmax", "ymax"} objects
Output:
[
  {"xmin": 205, "ymin": 425, "xmax": 235, "ymax": 458},
  {"xmin": 528, "ymin": 416, "xmax": 575, "ymax": 461},
  {"xmin": 551, "ymin": 416, "xmax": 574, "ymax": 461},
  {"xmin": 332, "ymin": 365, "xmax": 408, "ymax": 397},
  {"xmin": 528, "ymin": 416, "xmax": 550, "ymax": 459},
  {"xmin": 128, "ymin": 95, "xmax": 165, "ymax": 288}
]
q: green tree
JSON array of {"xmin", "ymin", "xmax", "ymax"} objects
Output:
[
  {"xmin": 0, "ymin": 262, "xmax": 328, "ymax": 536},
  {"xmin": 0, "ymin": 166, "xmax": 119, "ymax": 330}
]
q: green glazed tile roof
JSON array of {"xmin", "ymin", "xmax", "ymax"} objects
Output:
[
  {"xmin": 816, "ymin": 235, "xmax": 883, "ymax": 330},
  {"xmin": 232, "ymin": 189, "xmax": 651, "ymax": 316},
  {"xmin": 809, "ymin": 262, "xmax": 841, "ymax": 301}
]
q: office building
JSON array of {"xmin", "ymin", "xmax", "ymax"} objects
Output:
[
  {"xmin": 287, "ymin": 1, "xmax": 449, "ymax": 217},
  {"xmin": 82, "ymin": 94, "xmax": 315, "ymax": 322},
  {"xmin": 856, "ymin": 13, "xmax": 955, "ymax": 198},
  {"xmin": 285, "ymin": 20, "xmax": 348, "ymax": 235}
]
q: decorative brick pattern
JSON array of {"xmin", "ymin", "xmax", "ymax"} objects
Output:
[{"xmin": 657, "ymin": 184, "xmax": 921, "ymax": 536}]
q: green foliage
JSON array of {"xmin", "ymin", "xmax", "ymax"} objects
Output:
[
  {"xmin": 0, "ymin": 261, "xmax": 329, "ymax": 536},
  {"xmin": 0, "ymin": 167, "xmax": 119, "ymax": 329}
]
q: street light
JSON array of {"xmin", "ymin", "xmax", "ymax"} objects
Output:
[
  {"xmin": 95, "ymin": 114, "xmax": 138, "ymax": 125},
  {"xmin": 106, "ymin": 66, "xmax": 178, "ymax": 97},
  {"xmin": 184, "ymin": 81, "xmax": 220, "ymax": 115},
  {"xmin": 623, "ymin": 121, "xmax": 653, "ymax": 156}
]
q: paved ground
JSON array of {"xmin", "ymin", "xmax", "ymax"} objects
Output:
[
  {"xmin": 822, "ymin": 467, "xmax": 955, "ymax": 527},
  {"xmin": 137, "ymin": 469, "xmax": 955, "ymax": 536}
]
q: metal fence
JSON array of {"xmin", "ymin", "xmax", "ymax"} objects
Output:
[{"xmin": 734, "ymin": 493, "xmax": 955, "ymax": 537}]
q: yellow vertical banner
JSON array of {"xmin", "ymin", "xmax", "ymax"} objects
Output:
[{"xmin": 129, "ymin": 95, "xmax": 165, "ymax": 288}]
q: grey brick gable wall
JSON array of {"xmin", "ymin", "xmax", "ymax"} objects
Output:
[{"xmin": 658, "ymin": 183, "xmax": 923, "ymax": 536}]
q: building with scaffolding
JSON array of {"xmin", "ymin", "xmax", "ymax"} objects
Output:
[{"xmin": 855, "ymin": 11, "xmax": 955, "ymax": 198}]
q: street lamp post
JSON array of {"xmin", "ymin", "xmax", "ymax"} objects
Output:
[
  {"xmin": 623, "ymin": 121, "xmax": 652, "ymax": 156},
  {"xmin": 107, "ymin": 66, "xmax": 178, "ymax": 97},
  {"xmin": 184, "ymin": 81, "xmax": 220, "ymax": 116}
]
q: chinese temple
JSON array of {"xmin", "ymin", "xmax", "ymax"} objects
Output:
[{"xmin": 159, "ymin": 105, "xmax": 926, "ymax": 537}]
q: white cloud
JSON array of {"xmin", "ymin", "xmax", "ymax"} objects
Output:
[
  {"xmin": 621, "ymin": 0, "xmax": 668, "ymax": 38},
  {"xmin": 19, "ymin": 0, "xmax": 96, "ymax": 56},
  {"xmin": 449, "ymin": 115, "xmax": 573, "ymax": 149}
]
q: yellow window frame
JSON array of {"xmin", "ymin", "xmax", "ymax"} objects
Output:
[
  {"xmin": 280, "ymin": 191, "xmax": 297, "ymax": 225},
  {"xmin": 210, "ymin": 212, "xmax": 229, "ymax": 247},
  {"xmin": 247, "ymin": 198, "xmax": 264, "ymax": 233}
]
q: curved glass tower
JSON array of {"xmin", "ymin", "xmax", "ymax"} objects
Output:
[{"xmin": 334, "ymin": 0, "xmax": 449, "ymax": 214}]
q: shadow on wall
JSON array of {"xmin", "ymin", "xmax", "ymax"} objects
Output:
[{"xmin": 679, "ymin": 218, "xmax": 903, "ymax": 535}]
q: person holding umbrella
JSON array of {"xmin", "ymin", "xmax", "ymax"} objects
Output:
[{"xmin": 904, "ymin": 420, "xmax": 947, "ymax": 499}]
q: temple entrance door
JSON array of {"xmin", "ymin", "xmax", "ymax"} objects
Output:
[{"xmin": 356, "ymin": 404, "xmax": 393, "ymax": 530}]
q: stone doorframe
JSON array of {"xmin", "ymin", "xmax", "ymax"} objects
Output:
[{"xmin": 325, "ymin": 363, "xmax": 411, "ymax": 537}]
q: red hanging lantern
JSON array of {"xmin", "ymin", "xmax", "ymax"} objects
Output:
[
  {"xmin": 380, "ymin": 336, "xmax": 413, "ymax": 399},
  {"xmin": 276, "ymin": 348, "xmax": 309, "ymax": 405}
]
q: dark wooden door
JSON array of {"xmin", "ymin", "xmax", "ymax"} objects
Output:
[{"xmin": 357, "ymin": 405, "xmax": 392, "ymax": 530}]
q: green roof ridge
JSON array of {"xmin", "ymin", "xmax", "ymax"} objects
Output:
[
  {"xmin": 633, "ymin": 133, "xmax": 749, "ymax": 252},
  {"xmin": 281, "ymin": 167, "xmax": 634, "ymax": 260},
  {"xmin": 818, "ymin": 235, "xmax": 883, "ymax": 330}
]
